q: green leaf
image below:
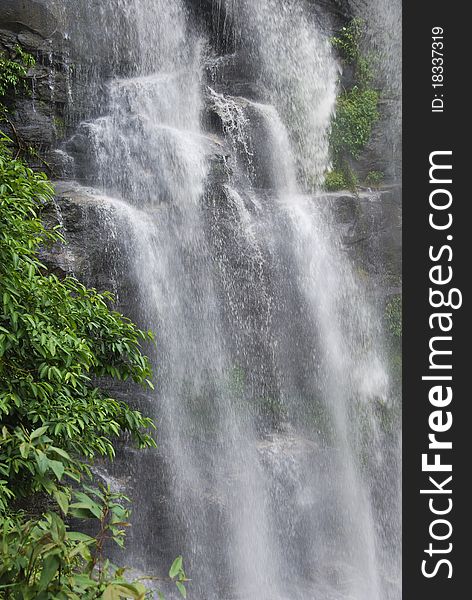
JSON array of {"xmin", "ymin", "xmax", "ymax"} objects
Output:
[
  {"xmin": 71, "ymin": 573, "xmax": 96, "ymax": 587},
  {"xmin": 169, "ymin": 555, "xmax": 183, "ymax": 579},
  {"xmin": 30, "ymin": 426, "xmax": 48, "ymax": 440},
  {"xmin": 53, "ymin": 489, "xmax": 69, "ymax": 514},
  {"xmin": 67, "ymin": 531, "xmax": 94, "ymax": 542},
  {"xmin": 49, "ymin": 446, "xmax": 71, "ymax": 460},
  {"xmin": 176, "ymin": 582, "xmax": 187, "ymax": 598},
  {"xmin": 115, "ymin": 582, "xmax": 147, "ymax": 595},
  {"xmin": 49, "ymin": 459, "xmax": 65, "ymax": 481},
  {"xmin": 50, "ymin": 512, "xmax": 66, "ymax": 542},
  {"xmin": 19, "ymin": 442, "xmax": 29, "ymax": 458},
  {"xmin": 69, "ymin": 500, "xmax": 102, "ymax": 519},
  {"xmin": 102, "ymin": 583, "xmax": 143, "ymax": 599},
  {"xmin": 38, "ymin": 555, "xmax": 60, "ymax": 590},
  {"xmin": 35, "ymin": 450, "xmax": 49, "ymax": 474}
]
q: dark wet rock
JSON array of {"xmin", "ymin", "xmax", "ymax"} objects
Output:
[
  {"xmin": 41, "ymin": 183, "xmax": 120, "ymax": 286},
  {"xmin": 45, "ymin": 148, "xmax": 75, "ymax": 177},
  {"xmin": 322, "ymin": 186, "xmax": 402, "ymax": 291},
  {"xmin": 205, "ymin": 53, "xmax": 268, "ymax": 103},
  {"xmin": 7, "ymin": 98, "xmax": 55, "ymax": 144},
  {"xmin": 351, "ymin": 98, "xmax": 402, "ymax": 182},
  {"xmin": 204, "ymin": 133, "xmax": 232, "ymax": 185},
  {"xmin": 0, "ymin": 3, "xmax": 73, "ymax": 176},
  {"xmin": 0, "ymin": 0, "xmax": 57, "ymax": 38}
]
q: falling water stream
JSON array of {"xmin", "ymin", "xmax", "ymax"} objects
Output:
[{"xmin": 49, "ymin": 0, "xmax": 401, "ymax": 598}]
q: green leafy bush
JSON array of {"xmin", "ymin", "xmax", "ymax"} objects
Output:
[
  {"xmin": 331, "ymin": 18, "xmax": 364, "ymax": 64},
  {"xmin": 364, "ymin": 170, "xmax": 384, "ymax": 188},
  {"xmin": 323, "ymin": 165, "xmax": 359, "ymax": 193},
  {"xmin": 0, "ymin": 482, "xmax": 189, "ymax": 599},
  {"xmin": 0, "ymin": 139, "xmax": 188, "ymax": 598},
  {"xmin": 323, "ymin": 170, "xmax": 347, "ymax": 191},
  {"xmin": 0, "ymin": 144, "xmax": 156, "ymax": 477},
  {"xmin": 330, "ymin": 17, "xmax": 374, "ymax": 88},
  {"xmin": 1, "ymin": 487, "xmax": 142, "ymax": 599},
  {"xmin": 0, "ymin": 46, "xmax": 35, "ymax": 114},
  {"xmin": 330, "ymin": 87, "xmax": 379, "ymax": 161},
  {"xmin": 328, "ymin": 18, "xmax": 380, "ymax": 190}
]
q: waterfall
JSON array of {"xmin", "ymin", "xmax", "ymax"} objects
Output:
[{"xmin": 50, "ymin": 0, "xmax": 401, "ymax": 598}]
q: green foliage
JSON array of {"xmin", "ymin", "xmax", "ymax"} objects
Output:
[
  {"xmin": 330, "ymin": 17, "xmax": 374, "ymax": 88},
  {"xmin": 0, "ymin": 140, "xmax": 155, "ymax": 471},
  {"xmin": 0, "ymin": 46, "xmax": 35, "ymax": 115},
  {"xmin": 330, "ymin": 87, "xmax": 379, "ymax": 162},
  {"xmin": 0, "ymin": 139, "xmax": 188, "ymax": 598},
  {"xmin": 364, "ymin": 170, "xmax": 384, "ymax": 188},
  {"xmin": 168, "ymin": 557, "xmax": 188, "ymax": 599},
  {"xmin": 323, "ymin": 170, "xmax": 346, "ymax": 191},
  {"xmin": 0, "ymin": 487, "xmax": 146, "ymax": 599},
  {"xmin": 323, "ymin": 165, "xmax": 359, "ymax": 193},
  {"xmin": 385, "ymin": 295, "xmax": 402, "ymax": 340},
  {"xmin": 331, "ymin": 18, "xmax": 364, "ymax": 64},
  {"xmin": 328, "ymin": 18, "xmax": 380, "ymax": 189},
  {"xmin": 342, "ymin": 163, "xmax": 359, "ymax": 192},
  {"xmin": 0, "ymin": 487, "xmax": 189, "ymax": 599}
]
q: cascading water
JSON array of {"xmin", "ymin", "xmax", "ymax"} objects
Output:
[{"xmin": 49, "ymin": 0, "xmax": 401, "ymax": 598}]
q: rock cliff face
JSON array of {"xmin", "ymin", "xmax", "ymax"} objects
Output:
[
  {"xmin": 0, "ymin": 0, "xmax": 401, "ymax": 301},
  {"xmin": 0, "ymin": 1, "xmax": 70, "ymax": 172}
]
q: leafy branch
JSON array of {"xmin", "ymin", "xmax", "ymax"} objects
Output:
[{"xmin": 0, "ymin": 135, "xmax": 188, "ymax": 597}]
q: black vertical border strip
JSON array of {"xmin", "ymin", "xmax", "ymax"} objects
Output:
[{"xmin": 403, "ymin": 1, "xmax": 468, "ymax": 597}]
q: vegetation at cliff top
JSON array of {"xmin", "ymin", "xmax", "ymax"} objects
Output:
[{"xmin": 0, "ymin": 138, "xmax": 187, "ymax": 598}]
